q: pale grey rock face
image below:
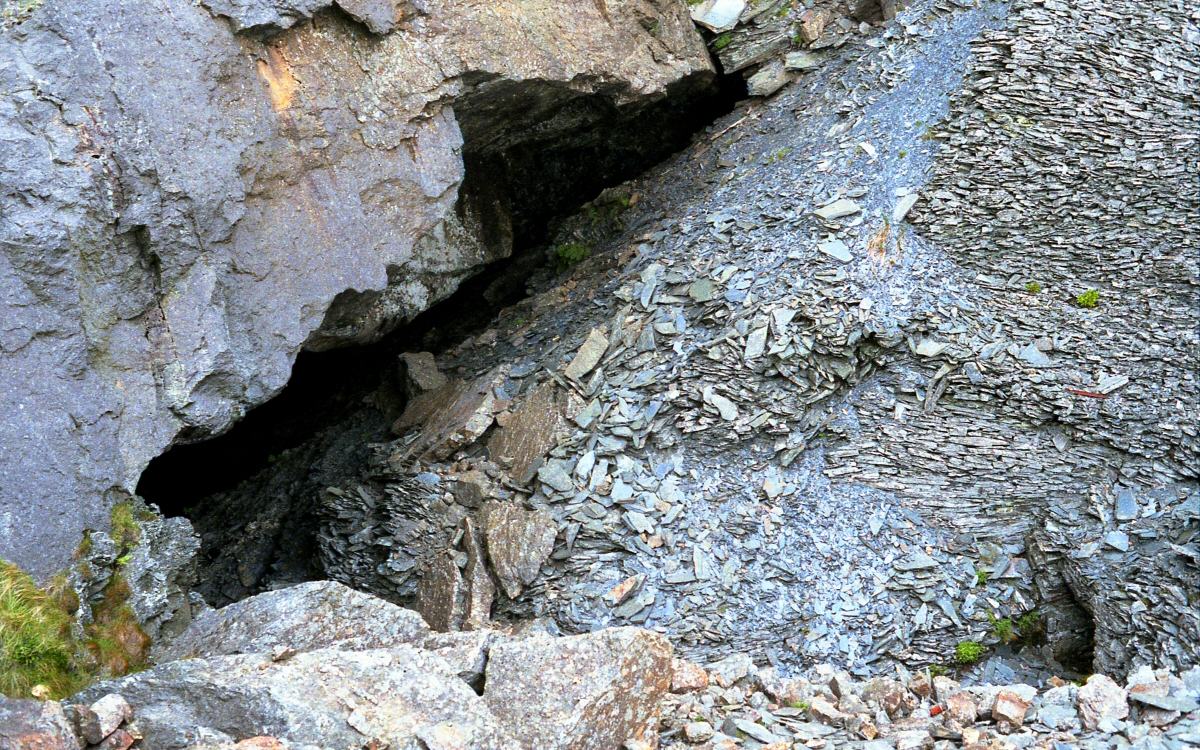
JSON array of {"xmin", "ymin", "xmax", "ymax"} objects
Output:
[
  {"xmin": 159, "ymin": 580, "xmax": 431, "ymax": 661},
  {"xmin": 0, "ymin": 0, "xmax": 713, "ymax": 579},
  {"xmin": 484, "ymin": 627, "xmax": 673, "ymax": 750},
  {"xmin": 78, "ymin": 647, "xmax": 521, "ymax": 750}
]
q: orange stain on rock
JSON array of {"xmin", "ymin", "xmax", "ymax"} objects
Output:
[{"xmin": 257, "ymin": 45, "xmax": 298, "ymax": 111}]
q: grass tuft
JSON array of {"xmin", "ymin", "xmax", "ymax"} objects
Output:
[
  {"xmin": 1076, "ymin": 289, "xmax": 1099, "ymax": 308},
  {"xmin": 1025, "ymin": 281, "xmax": 1042, "ymax": 295},
  {"xmin": 0, "ymin": 560, "xmax": 86, "ymax": 699},
  {"xmin": 954, "ymin": 640, "xmax": 985, "ymax": 665}
]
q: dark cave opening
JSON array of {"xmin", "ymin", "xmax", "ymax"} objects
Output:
[{"xmin": 137, "ymin": 69, "xmax": 748, "ymax": 520}]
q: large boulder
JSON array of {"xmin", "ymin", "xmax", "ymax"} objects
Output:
[
  {"xmin": 158, "ymin": 580, "xmax": 431, "ymax": 661},
  {"xmin": 0, "ymin": 696, "xmax": 82, "ymax": 750},
  {"xmin": 0, "ymin": 0, "xmax": 713, "ymax": 579},
  {"xmin": 77, "ymin": 647, "xmax": 520, "ymax": 750},
  {"xmin": 484, "ymin": 627, "xmax": 673, "ymax": 750}
]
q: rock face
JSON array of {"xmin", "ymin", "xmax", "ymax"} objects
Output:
[
  {"xmin": 159, "ymin": 580, "xmax": 431, "ymax": 661},
  {"xmin": 78, "ymin": 647, "xmax": 521, "ymax": 750},
  {"xmin": 0, "ymin": 696, "xmax": 81, "ymax": 750},
  {"xmin": 484, "ymin": 627, "xmax": 673, "ymax": 750},
  {"xmin": 0, "ymin": 0, "xmax": 713, "ymax": 579}
]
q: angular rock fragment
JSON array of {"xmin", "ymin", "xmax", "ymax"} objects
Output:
[
  {"xmin": 671, "ymin": 657, "xmax": 710, "ymax": 694},
  {"xmin": 814, "ymin": 199, "xmax": 862, "ymax": 220},
  {"xmin": 161, "ymin": 581, "xmax": 430, "ymax": 661},
  {"xmin": 785, "ymin": 51, "xmax": 820, "ymax": 71},
  {"xmin": 0, "ymin": 696, "xmax": 81, "ymax": 750},
  {"xmin": 798, "ymin": 8, "xmax": 833, "ymax": 43},
  {"xmin": 417, "ymin": 552, "xmax": 467, "ymax": 633},
  {"xmin": 393, "ymin": 368, "xmax": 509, "ymax": 463},
  {"xmin": 487, "ymin": 380, "xmax": 570, "ymax": 483},
  {"xmin": 564, "ymin": 329, "xmax": 610, "ymax": 381},
  {"xmin": 484, "ymin": 627, "xmax": 672, "ymax": 750},
  {"xmin": 399, "ymin": 352, "xmax": 450, "ymax": 399},
  {"xmin": 690, "ymin": 0, "xmax": 746, "ymax": 32},
  {"xmin": 1076, "ymin": 675, "xmax": 1129, "ymax": 730},
  {"xmin": 747, "ymin": 60, "xmax": 789, "ymax": 98},
  {"xmin": 80, "ymin": 647, "xmax": 518, "ymax": 750},
  {"xmin": 991, "ymin": 689, "xmax": 1030, "ymax": 725},
  {"xmin": 481, "ymin": 500, "xmax": 557, "ymax": 598}
]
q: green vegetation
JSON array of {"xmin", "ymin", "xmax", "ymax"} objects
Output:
[
  {"xmin": 1016, "ymin": 611, "xmax": 1046, "ymax": 644},
  {"xmin": 1025, "ymin": 281, "xmax": 1042, "ymax": 294},
  {"xmin": 975, "ymin": 570, "xmax": 988, "ymax": 585},
  {"xmin": 1, "ymin": 502, "xmax": 153, "ymax": 699},
  {"xmin": 1077, "ymin": 289, "xmax": 1100, "ymax": 308},
  {"xmin": 929, "ymin": 664, "xmax": 948, "ymax": 677},
  {"xmin": 0, "ymin": 562, "xmax": 84, "ymax": 699},
  {"xmin": 791, "ymin": 700, "xmax": 811, "ymax": 711},
  {"xmin": 954, "ymin": 640, "xmax": 985, "ymax": 665},
  {"xmin": 991, "ymin": 616, "xmax": 1016, "ymax": 644},
  {"xmin": 584, "ymin": 195, "xmax": 631, "ymax": 230},
  {"xmin": 555, "ymin": 243, "xmax": 592, "ymax": 273},
  {"xmin": 764, "ymin": 147, "xmax": 793, "ymax": 164},
  {"xmin": 714, "ymin": 32, "xmax": 732, "ymax": 50},
  {"xmin": 110, "ymin": 502, "xmax": 141, "ymax": 549}
]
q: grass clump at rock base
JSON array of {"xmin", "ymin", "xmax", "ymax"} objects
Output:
[
  {"xmin": 0, "ymin": 560, "xmax": 86, "ymax": 699},
  {"xmin": 0, "ymin": 562, "xmax": 150, "ymax": 700},
  {"xmin": 1076, "ymin": 289, "xmax": 1100, "ymax": 308},
  {"xmin": 954, "ymin": 640, "xmax": 985, "ymax": 665}
]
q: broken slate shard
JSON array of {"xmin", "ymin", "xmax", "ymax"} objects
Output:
[
  {"xmin": 564, "ymin": 328, "xmax": 609, "ymax": 381},
  {"xmin": 785, "ymin": 51, "xmax": 820, "ymax": 71},
  {"xmin": 690, "ymin": 0, "xmax": 746, "ymax": 32},
  {"xmin": 893, "ymin": 193, "xmax": 919, "ymax": 224},
  {"xmin": 814, "ymin": 199, "xmax": 862, "ymax": 220},
  {"xmin": 818, "ymin": 239, "xmax": 853, "ymax": 263},
  {"xmin": 481, "ymin": 500, "xmax": 557, "ymax": 599}
]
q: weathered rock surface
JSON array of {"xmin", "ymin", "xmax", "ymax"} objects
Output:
[
  {"xmin": 0, "ymin": 0, "xmax": 714, "ymax": 579},
  {"xmin": 484, "ymin": 627, "xmax": 673, "ymax": 750},
  {"xmin": 0, "ymin": 696, "xmax": 81, "ymax": 750},
  {"xmin": 78, "ymin": 647, "xmax": 520, "ymax": 750},
  {"xmin": 159, "ymin": 580, "xmax": 430, "ymax": 661}
]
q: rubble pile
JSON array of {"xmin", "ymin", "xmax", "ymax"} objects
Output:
[{"xmin": 656, "ymin": 657, "xmax": 1200, "ymax": 750}]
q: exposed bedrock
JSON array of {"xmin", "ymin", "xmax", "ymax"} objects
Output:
[{"xmin": 0, "ymin": 0, "xmax": 716, "ymax": 578}]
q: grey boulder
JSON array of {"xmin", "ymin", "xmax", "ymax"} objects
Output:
[
  {"xmin": 78, "ymin": 647, "xmax": 520, "ymax": 750},
  {"xmin": 484, "ymin": 627, "xmax": 673, "ymax": 750},
  {"xmin": 159, "ymin": 580, "xmax": 430, "ymax": 661}
]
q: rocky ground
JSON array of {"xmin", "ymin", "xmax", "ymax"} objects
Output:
[
  {"xmin": 186, "ymin": 0, "xmax": 1197, "ymax": 683},
  {"xmin": 4, "ymin": 581, "xmax": 1198, "ymax": 750}
]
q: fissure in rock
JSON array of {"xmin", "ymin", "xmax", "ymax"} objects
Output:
[{"xmin": 137, "ymin": 73, "xmax": 747, "ymax": 604}]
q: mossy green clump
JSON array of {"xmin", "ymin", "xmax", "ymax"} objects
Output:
[
  {"xmin": 791, "ymin": 700, "xmax": 811, "ymax": 711},
  {"xmin": 955, "ymin": 640, "xmax": 985, "ymax": 665},
  {"xmin": 1016, "ymin": 611, "xmax": 1046, "ymax": 644},
  {"xmin": 714, "ymin": 32, "xmax": 732, "ymax": 50},
  {"xmin": 1025, "ymin": 281, "xmax": 1042, "ymax": 295},
  {"xmin": 991, "ymin": 617, "xmax": 1016, "ymax": 644},
  {"xmin": 555, "ymin": 243, "xmax": 592, "ymax": 273},
  {"xmin": 110, "ymin": 502, "xmax": 141, "ymax": 550},
  {"xmin": 0, "ymin": 560, "xmax": 86, "ymax": 699},
  {"xmin": 929, "ymin": 664, "xmax": 948, "ymax": 677},
  {"xmin": 1076, "ymin": 289, "xmax": 1100, "ymax": 308},
  {"xmin": 975, "ymin": 570, "xmax": 988, "ymax": 585}
]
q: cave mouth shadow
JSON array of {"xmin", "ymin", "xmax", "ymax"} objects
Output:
[{"xmin": 137, "ymin": 69, "xmax": 748, "ymax": 518}]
